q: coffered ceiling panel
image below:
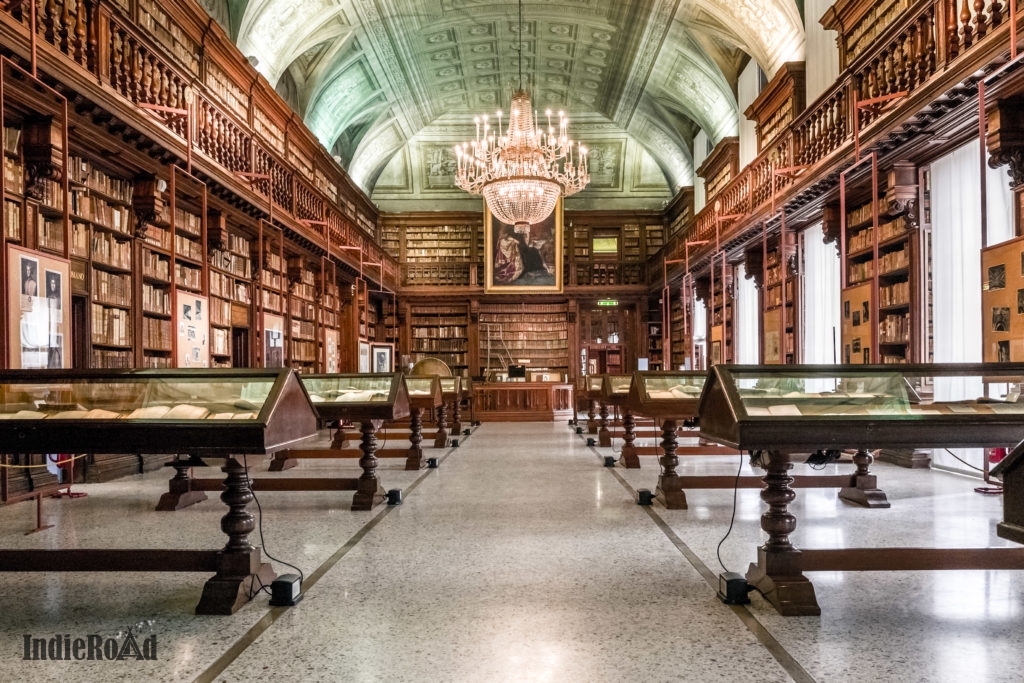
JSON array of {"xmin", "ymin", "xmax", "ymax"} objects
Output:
[{"xmin": 220, "ymin": 0, "xmax": 805, "ymax": 208}]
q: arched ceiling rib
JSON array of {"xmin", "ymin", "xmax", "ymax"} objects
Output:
[{"xmin": 227, "ymin": 0, "xmax": 805, "ymax": 206}]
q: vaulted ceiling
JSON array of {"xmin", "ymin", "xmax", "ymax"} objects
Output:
[{"xmin": 198, "ymin": 0, "xmax": 805, "ymax": 210}]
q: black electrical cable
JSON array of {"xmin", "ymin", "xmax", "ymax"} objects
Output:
[
  {"xmin": 242, "ymin": 454, "xmax": 305, "ymax": 585},
  {"xmin": 716, "ymin": 451, "xmax": 746, "ymax": 573},
  {"xmin": 943, "ymin": 447, "xmax": 985, "ymax": 473}
]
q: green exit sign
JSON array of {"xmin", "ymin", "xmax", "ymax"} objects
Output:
[{"xmin": 597, "ymin": 299, "xmax": 618, "ymax": 306}]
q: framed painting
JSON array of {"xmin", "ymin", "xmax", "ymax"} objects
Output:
[
  {"xmin": 176, "ymin": 291, "xmax": 210, "ymax": 368},
  {"xmin": 358, "ymin": 340, "xmax": 371, "ymax": 373},
  {"xmin": 7, "ymin": 245, "xmax": 71, "ymax": 369},
  {"xmin": 484, "ymin": 197, "xmax": 563, "ymax": 293},
  {"xmin": 263, "ymin": 312, "xmax": 285, "ymax": 368},
  {"xmin": 371, "ymin": 343, "xmax": 393, "ymax": 373}
]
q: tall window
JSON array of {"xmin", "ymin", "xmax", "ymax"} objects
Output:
[{"xmin": 800, "ymin": 223, "xmax": 840, "ymax": 364}]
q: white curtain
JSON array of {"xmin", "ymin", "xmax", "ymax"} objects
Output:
[
  {"xmin": 800, "ymin": 222, "xmax": 841, "ymax": 364},
  {"xmin": 931, "ymin": 137, "xmax": 1013, "ymax": 472},
  {"xmin": 692, "ymin": 293, "xmax": 707, "ymax": 370},
  {"xmin": 737, "ymin": 62, "xmax": 759, "ymax": 168},
  {"xmin": 735, "ymin": 263, "xmax": 760, "ymax": 363},
  {"xmin": 804, "ymin": 0, "xmax": 841, "ymax": 103},
  {"xmin": 932, "ymin": 139, "xmax": 984, "ymax": 366}
]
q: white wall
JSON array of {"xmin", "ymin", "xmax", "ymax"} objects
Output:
[
  {"xmin": 804, "ymin": 0, "xmax": 841, "ymax": 103},
  {"xmin": 737, "ymin": 61, "xmax": 760, "ymax": 169},
  {"xmin": 693, "ymin": 130, "xmax": 709, "ymax": 212}
]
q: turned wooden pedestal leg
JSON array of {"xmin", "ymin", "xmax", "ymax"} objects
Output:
[
  {"xmin": 196, "ymin": 457, "xmax": 276, "ymax": 614},
  {"xmin": 619, "ymin": 410, "xmax": 639, "ymax": 468},
  {"xmin": 406, "ymin": 407, "xmax": 425, "ymax": 470},
  {"xmin": 156, "ymin": 456, "xmax": 208, "ymax": 510},
  {"xmin": 655, "ymin": 419, "xmax": 686, "ymax": 509},
  {"xmin": 839, "ymin": 449, "xmax": 890, "ymax": 508},
  {"xmin": 587, "ymin": 400, "xmax": 598, "ymax": 434},
  {"xmin": 745, "ymin": 451, "xmax": 820, "ymax": 616},
  {"xmin": 352, "ymin": 420, "xmax": 386, "ymax": 511},
  {"xmin": 433, "ymin": 404, "xmax": 449, "ymax": 448},
  {"xmin": 452, "ymin": 399, "xmax": 463, "ymax": 436},
  {"xmin": 598, "ymin": 402, "xmax": 611, "ymax": 447}
]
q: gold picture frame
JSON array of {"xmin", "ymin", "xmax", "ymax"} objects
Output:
[{"xmin": 484, "ymin": 197, "xmax": 563, "ymax": 293}]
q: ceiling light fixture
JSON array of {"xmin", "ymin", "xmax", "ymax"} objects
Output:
[{"xmin": 454, "ymin": 0, "xmax": 589, "ymax": 233}]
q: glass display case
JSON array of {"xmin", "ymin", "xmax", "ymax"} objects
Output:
[
  {"xmin": 404, "ymin": 375, "xmax": 441, "ymax": 401},
  {"xmin": 0, "ymin": 368, "xmax": 317, "ymax": 454},
  {"xmin": 0, "ymin": 368, "xmax": 320, "ymax": 615},
  {"xmin": 586, "ymin": 375, "xmax": 604, "ymax": 396},
  {"xmin": 299, "ymin": 373, "xmax": 410, "ymax": 422},
  {"xmin": 699, "ymin": 363, "xmax": 1024, "ymax": 451},
  {"xmin": 439, "ymin": 376, "xmax": 462, "ymax": 398},
  {"xmin": 695, "ymin": 363, "xmax": 1024, "ymax": 617},
  {"xmin": 625, "ymin": 371, "xmax": 708, "ymax": 418},
  {"xmin": 600, "ymin": 374, "xmax": 633, "ymax": 403}
]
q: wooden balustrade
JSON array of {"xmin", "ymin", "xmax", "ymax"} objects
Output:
[
  {"xmin": 0, "ymin": 0, "xmax": 398, "ymax": 291},
  {"xmin": 664, "ymin": 0, "xmax": 1020, "ymax": 278}
]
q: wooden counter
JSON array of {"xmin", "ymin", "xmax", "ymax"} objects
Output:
[{"xmin": 473, "ymin": 382, "xmax": 575, "ymax": 421}]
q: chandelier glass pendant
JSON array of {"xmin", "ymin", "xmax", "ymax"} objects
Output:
[{"xmin": 454, "ymin": 0, "xmax": 589, "ymax": 232}]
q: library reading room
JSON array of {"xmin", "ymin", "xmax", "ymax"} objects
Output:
[{"xmin": 3, "ymin": 0, "xmax": 1024, "ymax": 680}]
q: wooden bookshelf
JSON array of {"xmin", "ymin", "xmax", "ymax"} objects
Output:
[
  {"xmin": 409, "ymin": 302, "xmax": 470, "ymax": 374},
  {"xmin": 840, "ymin": 162, "xmax": 919, "ymax": 364},
  {"xmin": 762, "ymin": 235, "xmax": 798, "ymax": 364},
  {"xmin": 479, "ymin": 303, "xmax": 569, "ymax": 375},
  {"xmin": 286, "ymin": 255, "xmax": 318, "ymax": 372},
  {"xmin": 207, "ymin": 211, "xmax": 253, "ymax": 368}
]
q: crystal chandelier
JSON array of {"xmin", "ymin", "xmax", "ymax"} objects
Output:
[{"xmin": 454, "ymin": 1, "xmax": 589, "ymax": 232}]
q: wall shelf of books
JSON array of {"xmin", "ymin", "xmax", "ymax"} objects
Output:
[
  {"xmin": 69, "ymin": 154, "xmax": 134, "ymax": 369},
  {"xmin": 762, "ymin": 232, "xmax": 798, "ymax": 364},
  {"xmin": 840, "ymin": 161, "xmax": 918, "ymax": 364},
  {"xmin": 206, "ymin": 209, "xmax": 252, "ymax": 368},
  {"xmin": 708, "ymin": 261, "xmax": 733, "ymax": 365},
  {"xmin": 286, "ymin": 254, "xmax": 318, "ymax": 373},
  {"xmin": 135, "ymin": 173, "xmax": 172, "ymax": 368},
  {"xmin": 403, "ymin": 222, "xmax": 475, "ymax": 286},
  {"xmin": 479, "ymin": 303, "xmax": 568, "ymax": 375},
  {"xmin": 409, "ymin": 302, "xmax": 470, "ymax": 375},
  {"xmin": 646, "ymin": 317, "xmax": 663, "ymax": 371},
  {"xmin": 318, "ymin": 258, "xmax": 340, "ymax": 373},
  {"xmin": 668, "ymin": 287, "xmax": 689, "ymax": 370},
  {"xmin": 257, "ymin": 221, "xmax": 285, "ymax": 368},
  {"xmin": 168, "ymin": 168, "xmax": 208, "ymax": 368}
]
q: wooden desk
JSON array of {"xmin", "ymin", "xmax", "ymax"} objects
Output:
[
  {"xmin": 699, "ymin": 363, "xmax": 1024, "ymax": 616},
  {"xmin": 473, "ymin": 382, "xmax": 575, "ymax": 421}
]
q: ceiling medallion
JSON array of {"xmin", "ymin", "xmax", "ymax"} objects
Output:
[{"xmin": 454, "ymin": 0, "xmax": 588, "ymax": 231}]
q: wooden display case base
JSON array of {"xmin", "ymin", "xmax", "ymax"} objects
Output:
[
  {"xmin": 655, "ymin": 474, "xmax": 687, "ymax": 509},
  {"xmin": 157, "ymin": 488, "xmax": 209, "ymax": 511},
  {"xmin": 196, "ymin": 551, "xmax": 277, "ymax": 615},
  {"xmin": 838, "ymin": 474, "xmax": 891, "ymax": 508},
  {"xmin": 746, "ymin": 548, "xmax": 821, "ymax": 617},
  {"xmin": 618, "ymin": 445, "xmax": 639, "ymax": 469},
  {"xmin": 351, "ymin": 481, "xmax": 386, "ymax": 511},
  {"xmin": 877, "ymin": 448, "xmax": 932, "ymax": 468}
]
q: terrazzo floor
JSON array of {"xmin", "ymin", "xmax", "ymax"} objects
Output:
[{"xmin": 0, "ymin": 420, "xmax": 1022, "ymax": 681}]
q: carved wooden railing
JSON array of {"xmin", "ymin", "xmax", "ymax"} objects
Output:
[
  {"xmin": 0, "ymin": 0, "xmax": 399, "ymax": 291},
  {"xmin": 663, "ymin": 0, "xmax": 1021, "ymax": 280}
]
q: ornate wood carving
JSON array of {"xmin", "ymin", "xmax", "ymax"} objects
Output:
[
  {"xmin": 987, "ymin": 95, "xmax": 1024, "ymax": 191},
  {"xmin": 744, "ymin": 246, "xmax": 765, "ymax": 288}
]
